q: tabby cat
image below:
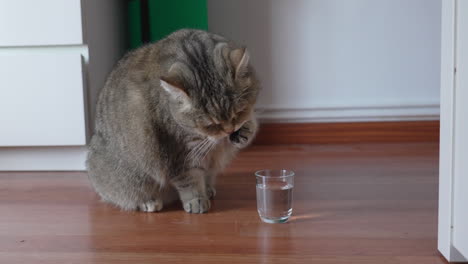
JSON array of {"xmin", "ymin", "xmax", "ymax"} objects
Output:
[{"xmin": 86, "ymin": 29, "xmax": 260, "ymax": 213}]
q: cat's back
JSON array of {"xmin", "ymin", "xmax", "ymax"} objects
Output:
[{"xmin": 105, "ymin": 29, "xmax": 229, "ymax": 89}]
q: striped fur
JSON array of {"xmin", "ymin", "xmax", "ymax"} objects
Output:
[{"xmin": 86, "ymin": 29, "xmax": 260, "ymax": 213}]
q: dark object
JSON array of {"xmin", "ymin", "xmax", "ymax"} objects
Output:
[
  {"xmin": 127, "ymin": 0, "xmax": 208, "ymax": 49},
  {"xmin": 230, "ymin": 128, "xmax": 248, "ymax": 144}
]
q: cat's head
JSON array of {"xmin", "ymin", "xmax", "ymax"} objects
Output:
[{"xmin": 160, "ymin": 43, "xmax": 259, "ymax": 139}]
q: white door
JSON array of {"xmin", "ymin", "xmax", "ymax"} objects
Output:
[
  {"xmin": 438, "ymin": 0, "xmax": 468, "ymax": 262},
  {"xmin": 452, "ymin": 0, "xmax": 468, "ymax": 257}
]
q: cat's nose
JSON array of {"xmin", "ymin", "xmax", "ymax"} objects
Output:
[{"xmin": 222, "ymin": 124, "xmax": 235, "ymax": 134}]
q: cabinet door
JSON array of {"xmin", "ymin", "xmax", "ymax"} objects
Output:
[
  {"xmin": 0, "ymin": 49, "xmax": 87, "ymax": 146},
  {"xmin": 0, "ymin": 0, "xmax": 83, "ymax": 46}
]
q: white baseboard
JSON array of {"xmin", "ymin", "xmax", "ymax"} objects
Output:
[
  {"xmin": 0, "ymin": 146, "xmax": 87, "ymax": 171},
  {"xmin": 256, "ymin": 103, "xmax": 440, "ymax": 123}
]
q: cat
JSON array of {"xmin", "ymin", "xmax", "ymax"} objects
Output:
[{"xmin": 86, "ymin": 29, "xmax": 260, "ymax": 213}]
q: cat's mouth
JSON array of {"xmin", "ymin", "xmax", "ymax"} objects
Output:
[{"xmin": 209, "ymin": 120, "xmax": 247, "ymax": 140}]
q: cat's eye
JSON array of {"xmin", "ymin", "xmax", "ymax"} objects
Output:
[
  {"xmin": 236, "ymin": 109, "xmax": 246, "ymax": 115},
  {"xmin": 231, "ymin": 109, "xmax": 245, "ymax": 119},
  {"xmin": 233, "ymin": 109, "xmax": 249, "ymax": 120},
  {"xmin": 205, "ymin": 123, "xmax": 221, "ymax": 131}
]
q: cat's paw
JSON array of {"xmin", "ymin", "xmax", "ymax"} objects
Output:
[
  {"xmin": 206, "ymin": 185, "xmax": 216, "ymax": 199},
  {"xmin": 229, "ymin": 120, "xmax": 256, "ymax": 149},
  {"xmin": 183, "ymin": 198, "xmax": 211, "ymax": 213},
  {"xmin": 138, "ymin": 199, "xmax": 163, "ymax": 212}
]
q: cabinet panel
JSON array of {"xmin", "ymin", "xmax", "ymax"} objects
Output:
[
  {"xmin": 0, "ymin": 0, "xmax": 82, "ymax": 46},
  {"xmin": 0, "ymin": 49, "xmax": 86, "ymax": 146}
]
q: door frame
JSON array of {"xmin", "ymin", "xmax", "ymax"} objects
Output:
[{"xmin": 438, "ymin": 0, "xmax": 468, "ymax": 261}]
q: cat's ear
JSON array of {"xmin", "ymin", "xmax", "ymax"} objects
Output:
[
  {"xmin": 230, "ymin": 47, "xmax": 250, "ymax": 79},
  {"xmin": 160, "ymin": 77, "xmax": 191, "ymax": 109}
]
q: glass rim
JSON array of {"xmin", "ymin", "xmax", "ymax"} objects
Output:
[{"xmin": 255, "ymin": 169, "xmax": 295, "ymax": 178}]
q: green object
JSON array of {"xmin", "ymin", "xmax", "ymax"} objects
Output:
[
  {"xmin": 148, "ymin": 0, "xmax": 208, "ymax": 42},
  {"xmin": 128, "ymin": 0, "xmax": 143, "ymax": 49},
  {"xmin": 127, "ymin": 0, "xmax": 208, "ymax": 50}
]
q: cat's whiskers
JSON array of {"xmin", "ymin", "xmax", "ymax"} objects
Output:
[
  {"xmin": 200, "ymin": 140, "xmax": 216, "ymax": 163},
  {"xmin": 191, "ymin": 139, "xmax": 210, "ymax": 160},
  {"xmin": 185, "ymin": 138, "xmax": 208, "ymax": 166},
  {"xmin": 193, "ymin": 137, "xmax": 218, "ymax": 166},
  {"xmin": 193, "ymin": 139, "xmax": 214, "ymax": 165},
  {"xmin": 187, "ymin": 138, "xmax": 206, "ymax": 157},
  {"xmin": 186, "ymin": 138, "xmax": 213, "ymax": 166},
  {"xmin": 194, "ymin": 140, "xmax": 210, "ymax": 165}
]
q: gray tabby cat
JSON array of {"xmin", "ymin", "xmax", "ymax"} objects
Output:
[{"xmin": 86, "ymin": 29, "xmax": 260, "ymax": 213}]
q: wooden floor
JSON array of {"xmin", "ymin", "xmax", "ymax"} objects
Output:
[{"xmin": 0, "ymin": 143, "xmax": 447, "ymax": 264}]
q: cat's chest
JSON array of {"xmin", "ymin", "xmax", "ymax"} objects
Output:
[{"xmin": 203, "ymin": 139, "xmax": 236, "ymax": 170}]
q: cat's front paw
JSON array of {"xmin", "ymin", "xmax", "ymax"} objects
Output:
[
  {"xmin": 183, "ymin": 198, "xmax": 211, "ymax": 213},
  {"xmin": 229, "ymin": 120, "xmax": 256, "ymax": 149},
  {"xmin": 206, "ymin": 185, "xmax": 216, "ymax": 199}
]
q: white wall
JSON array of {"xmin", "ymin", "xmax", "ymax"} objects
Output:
[
  {"xmin": 82, "ymin": 0, "xmax": 128, "ymax": 137},
  {"xmin": 208, "ymin": 0, "xmax": 441, "ymax": 122}
]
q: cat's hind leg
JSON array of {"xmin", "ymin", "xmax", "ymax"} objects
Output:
[
  {"xmin": 87, "ymin": 146, "xmax": 163, "ymax": 212},
  {"xmin": 138, "ymin": 199, "xmax": 164, "ymax": 212}
]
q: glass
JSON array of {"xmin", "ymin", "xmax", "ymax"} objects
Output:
[{"xmin": 255, "ymin": 169, "xmax": 294, "ymax": 223}]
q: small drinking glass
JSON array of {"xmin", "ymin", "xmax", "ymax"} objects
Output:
[{"xmin": 255, "ymin": 169, "xmax": 294, "ymax": 223}]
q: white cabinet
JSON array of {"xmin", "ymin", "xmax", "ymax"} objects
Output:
[
  {"xmin": 439, "ymin": 0, "xmax": 468, "ymax": 262},
  {"xmin": 0, "ymin": 0, "xmax": 126, "ymax": 170},
  {"xmin": 0, "ymin": 0, "xmax": 83, "ymax": 46},
  {"xmin": 0, "ymin": 49, "xmax": 86, "ymax": 146}
]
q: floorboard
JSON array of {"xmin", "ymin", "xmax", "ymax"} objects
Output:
[{"xmin": 0, "ymin": 143, "xmax": 447, "ymax": 264}]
